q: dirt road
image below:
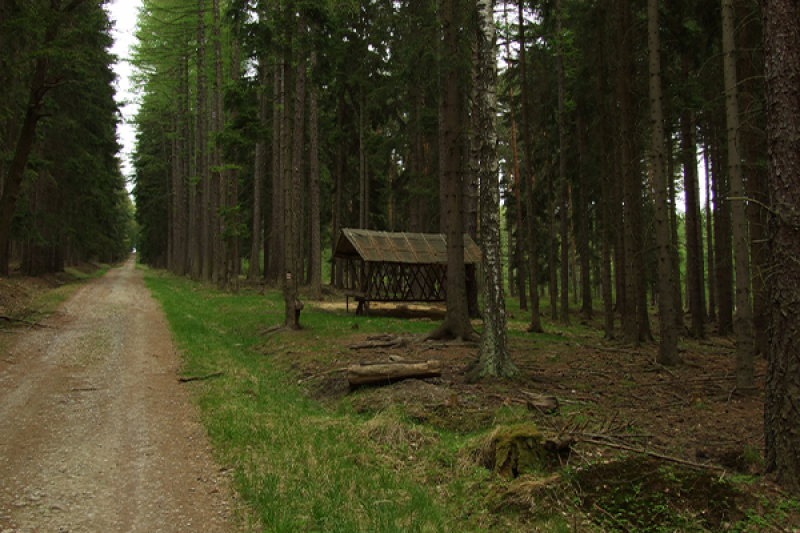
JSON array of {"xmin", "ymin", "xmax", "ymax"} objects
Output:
[{"xmin": 0, "ymin": 258, "xmax": 235, "ymax": 532}]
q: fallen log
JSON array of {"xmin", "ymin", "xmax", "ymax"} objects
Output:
[{"xmin": 347, "ymin": 359, "xmax": 441, "ymax": 387}]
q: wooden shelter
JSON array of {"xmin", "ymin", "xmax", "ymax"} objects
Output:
[{"xmin": 333, "ymin": 229, "xmax": 481, "ymax": 314}]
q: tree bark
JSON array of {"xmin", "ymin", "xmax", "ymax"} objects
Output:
[
  {"xmin": 193, "ymin": 0, "xmax": 207, "ymax": 282},
  {"xmin": 595, "ymin": 0, "xmax": 613, "ymax": 339},
  {"xmin": 761, "ymin": 0, "xmax": 800, "ymax": 494},
  {"xmin": 348, "ymin": 360, "xmax": 442, "ymax": 387},
  {"xmin": 704, "ymin": 146, "xmax": 716, "ymax": 323},
  {"xmin": 682, "ymin": 103, "xmax": 704, "ymax": 338},
  {"xmin": 616, "ymin": 0, "xmax": 638, "ymax": 345},
  {"xmin": 576, "ymin": 105, "xmax": 591, "ymax": 321},
  {"xmin": 427, "ymin": 0, "xmax": 473, "ymax": 342},
  {"xmin": 509, "ymin": 88, "xmax": 527, "ymax": 311},
  {"xmin": 249, "ymin": 60, "xmax": 267, "ymax": 281},
  {"xmin": 667, "ymin": 132, "xmax": 683, "ymax": 331},
  {"xmin": 309, "ymin": 49, "xmax": 321, "ymax": 300},
  {"xmin": 648, "ymin": 0, "xmax": 679, "ymax": 365},
  {"xmin": 292, "ymin": 22, "xmax": 306, "ymax": 286},
  {"xmin": 519, "ymin": 0, "xmax": 542, "ymax": 334},
  {"xmin": 212, "ymin": 0, "xmax": 224, "ymax": 286},
  {"xmin": 556, "ymin": 0, "xmax": 570, "ymax": 326},
  {"xmin": 712, "ymin": 135, "xmax": 734, "ymax": 335},
  {"xmin": 468, "ymin": 0, "xmax": 516, "ymax": 381},
  {"xmin": 722, "ymin": 0, "xmax": 755, "ymax": 389},
  {"xmin": 332, "ymin": 90, "xmax": 345, "ymax": 288}
]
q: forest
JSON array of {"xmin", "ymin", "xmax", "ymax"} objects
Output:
[
  {"xmin": 0, "ymin": 0, "xmax": 135, "ymax": 274},
  {"xmin": 1, "ymin": 0, "xmax": 798, "ymax": 504}
]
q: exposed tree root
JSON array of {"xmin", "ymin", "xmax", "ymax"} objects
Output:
[{"xmin": 422, "ymin": 321, "xmax": 478, "ymax": 343}]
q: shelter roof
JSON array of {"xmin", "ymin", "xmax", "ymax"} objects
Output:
[{"xmin": 334, "ymin": 229, "xmax": 481, "ymax": 265}]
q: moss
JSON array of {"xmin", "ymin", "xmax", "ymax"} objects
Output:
[{"xmin": 478, "ymin": 424, "xmax": 546, "ymax": 479}]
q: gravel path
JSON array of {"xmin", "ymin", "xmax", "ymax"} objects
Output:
[{"xmin": 0, "ymin": 258, "xmax": 236, "ymax": 532}]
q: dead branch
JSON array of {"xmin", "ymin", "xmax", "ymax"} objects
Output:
[
  {"xmin": 578, "ymin": 438, "xmax": 726, "ymax": 472},
  {"xmin": 178, "ymin": 371, "xmax": 225, "ymax": 383},
  {"xmin": 578, "ymin": 432, "xmax": 655, "ymax": 440},
  {"xmin": 645, "ymin": 373, "xmax": 765, "ymax": 386},
  {"xmin": 261, "ymin": 324, "xmax": 285, "ymax": 335}
]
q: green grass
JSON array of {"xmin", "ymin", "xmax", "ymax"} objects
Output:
[
  {"xmin": 143, "ymin": 270, "xmax": 797, "ymax": 533},
  {"xmin": 144, "ymin": 269, "xmax": 533, "ymax": 532}
]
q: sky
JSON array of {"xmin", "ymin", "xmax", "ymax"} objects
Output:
[{"xmin": 106, "ymin": 0, "xmax": 143, "ymax": 190}]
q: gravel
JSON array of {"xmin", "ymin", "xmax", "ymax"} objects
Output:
[{"xmin": 0, "ymin": 258, "xmax": 237, "ymax": 532}]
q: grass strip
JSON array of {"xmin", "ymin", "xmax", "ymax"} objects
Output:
[{"xmin": 144, "ymin": 270, "xmax": 498, "ymax": 532}]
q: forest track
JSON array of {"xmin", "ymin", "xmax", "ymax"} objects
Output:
[{"xmin": 0, "ymin": 256, "xmax": 235, "ymax": 532}]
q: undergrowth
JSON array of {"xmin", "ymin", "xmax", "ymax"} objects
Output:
[{"xmin": 143, "ymin": 268, "xmax": 799, "ymax": 532}]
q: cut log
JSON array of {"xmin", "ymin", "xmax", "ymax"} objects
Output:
[
  {"xmin": 347, "ymin": 359, "xmax": 441, "ymax": 387},
  {"xmin": 520, "ymin": 391, "xmax": 560, "ymax": 414}
]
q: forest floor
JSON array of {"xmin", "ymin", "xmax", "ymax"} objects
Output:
[
  {"xmin": 0, "ymin": 258, "xmax": 237, "ymax": 532},
  {"xmin": 1, "ymin": 265, "xmax": 798, "ymax": 531},
  {"xmin": 290, "ymin": 299, "xmax": 800, "ymax": 531}
]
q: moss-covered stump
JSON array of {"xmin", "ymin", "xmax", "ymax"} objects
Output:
[{"xmin": 473, "ymin": 424, "xmax": 547, "ymax": 478}]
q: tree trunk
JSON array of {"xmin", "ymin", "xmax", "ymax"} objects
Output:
[
  {"xmin": 576, "ymin": 105, "xmax": 591, "ymax": 321},
  {"xmin": 595, "ymin": 0, "xmax": 613, "ymax": 339},
  {"xmin": 712, "ymin": 136, "xmax": 734, "ymax": 335},
  {"xmin": 174, "ymin": 54, "xmax": 189, "ymax": 276},
  {"xmin": 467, "ymin": 0, "xmax": 516, "ymax": 381},
  {"xmin": 549, "ymin": 154, "xmax": 558, "ymax": 319},
  {"xmin": 270, "ymin": 53, "xmax": 285, "ymax": 285},
  {"xmin": 249, "ymin": 61, "xmax": 267, "ymax": 281},
  {"xmin": 292, "ymin": 23, "xmax": 306, "ymax": 286},
  {"xmin": 280, "ymin": 44, "xmax": 293, "ymax": 283},
  {"xmin": 616, "ymin": 0, "xmax": 638, "ymax": 345},
  {"xmin": 722, "ymin": 0, "xmax": 755, "ymax": 389},
  {"xmin": 740, "ymin": 2, "xmax": 768, "ymax": 357},
  {"xmin": 194, "ymin": 0, "xmax": 207, "ymax": 282},
  {"xmin": 648, "ymin": 0, "xmax": 678, "ymax": 365},
  {"xmin": 359, "ymin": 87, "xmax": 367, "ymax": 230},
  {"xmin": 212, "ymin": 0, "xmax": 224, "ymax": 286},
  {"xmin": 509, "ymin": 88, "xmax": 527, "ymax": 311},
  {"xmin": 332, "ymin": 91, "xmax": 345, "ymax": 288},
  {"xmin": 761, "ymin": 0, "xmax": 800, "ymax": 494},
  {"xmin": 519, "ymin": 0, "xmax": 542, "ymax": 334},
  {"xmin": 667, "ymin": 132, "xmax": 683, "ymax": 330},
  {"xmin": 556, "ymin": 0, "xmax": 570, "ymax": 325},
  {"xmin": 682, "ymin": 104, "xmax": 704, "ymax": 338},
  {"xmin": 427, "ymin": 0, "xmax": 473, "ymax": 342},
  {"xmin": 704, "ymin": 146, "xmax": 716, "ymax": 323},
  {"xmin": 309, "ymin": 49, "xmax": 321, "ymax": 300}
]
